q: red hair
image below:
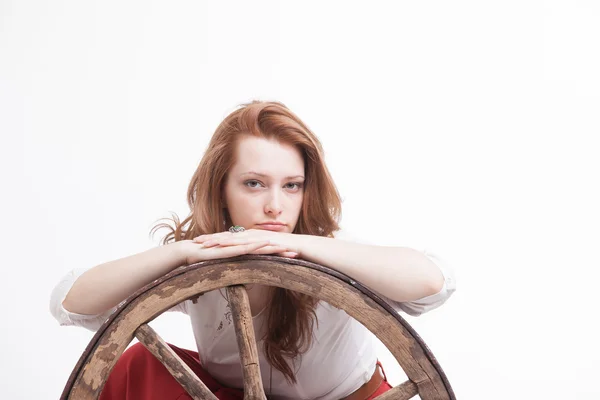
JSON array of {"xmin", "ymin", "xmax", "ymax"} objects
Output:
[{"xmin": 151, "ymin": 100, "xmax": 342, "ymax": 383}]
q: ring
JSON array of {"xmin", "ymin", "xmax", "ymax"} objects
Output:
[{"xmin": 228, "ymin": 225, "xmax": 245, "ymax": 233}]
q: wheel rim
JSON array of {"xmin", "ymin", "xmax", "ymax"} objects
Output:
[{"xmin": 61, "ymin": 255, "xmax": 455, "ymax": 400}]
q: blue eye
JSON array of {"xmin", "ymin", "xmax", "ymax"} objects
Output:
[{"xmin": 286, "ymin": 182, "xmax": 303, "ymax": 190}]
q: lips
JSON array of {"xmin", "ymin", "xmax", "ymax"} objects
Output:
[{"xmin": 257, "ymin": 223, "xmax": 286, "ymax": 231}]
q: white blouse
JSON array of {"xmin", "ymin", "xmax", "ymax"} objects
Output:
[{"xmin": 49, "ymin": 230, "xmax": 456, "ymax": 399}]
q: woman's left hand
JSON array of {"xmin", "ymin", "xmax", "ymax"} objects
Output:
[{"xmin": 193, "ymin": 229, "xmax": 300, "ymax": 258}]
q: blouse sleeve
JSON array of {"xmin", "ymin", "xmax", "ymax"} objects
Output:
[
  {"xmin": 332, "ymin": 229, "xmax": 456, "ymax": 317},
  {"xmin": 385, "ymin": 249, "xmax": 456, "ymax": 317},
  {"xmin": 49, "ymin": 268, "xmax": 189, "ymax": 333}
]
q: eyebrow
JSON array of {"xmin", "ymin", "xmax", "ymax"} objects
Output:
[{"xmin": 240, "ymin": 171, "xmax": 305, "ymax": 180}]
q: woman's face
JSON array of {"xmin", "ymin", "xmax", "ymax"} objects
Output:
[{"xmin": 223, "ymin": 136, "xmax": 305, "ymax": 233}]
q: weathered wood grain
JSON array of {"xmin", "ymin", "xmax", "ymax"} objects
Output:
[
  {"xmin": 226, "ymin": 285, "xmax": 267, "ymax": 400},
  {"xmin": 374, "ymin": 379, "xmax": 419, "ymax": 400},
  {"xmin": 134, "ymin": 324, "xmax": 217, "ymax": 400},
  {"xmin": 61, "ymin": 255, "xmax": 455, "ymax": 400}
]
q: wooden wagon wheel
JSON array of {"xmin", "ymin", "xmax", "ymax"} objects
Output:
[{"xmin": 60, "ymin": 255, "xmax": 456, "ymax": 400}]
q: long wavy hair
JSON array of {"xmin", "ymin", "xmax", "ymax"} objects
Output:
[{"xmin": 150, "ymin": 100, "xmax": 342, "ymax": 383}]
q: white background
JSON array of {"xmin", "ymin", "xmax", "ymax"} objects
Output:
[{"xmin": 1, "ymin": 1, "xmax": 599, "ymax": 399}]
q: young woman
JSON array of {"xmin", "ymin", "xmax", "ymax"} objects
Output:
[{"xmin": 50, "ymin": 100, "xmax": 456, "ymax": 400}]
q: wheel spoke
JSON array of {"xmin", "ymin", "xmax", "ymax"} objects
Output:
[
  {"xmin": 373, "ymin": 379, "xmax": 418, "ymax": 400},
  {"xmin": 134, "ymin": 324, "xmax": 217, "ymax": 400},
  {"xmin": 64, "ymin": 258, "xmax": 454, "ymax": 400},
  {"xmin": 226, "ymin": 285, "xmax": 267, "ymax": 400}
]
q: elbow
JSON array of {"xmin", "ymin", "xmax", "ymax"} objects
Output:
[
  {"xmin": 386, "ymin": 277, "xmax": 444, "ymax": 303},
  {"xmin": 61, "ymin": 290, "xmax": 80, "ymax": 314},
  {"xmin": 405, "ymin": 277, "xmax": 443, "ymax": 301},
  {"xmin": 422, "ymin": 253, "xmax": 446, "ymax": 297},
  {"xmin": 426, "ymin": 272, "xmax": 445, "ymax": 297},
  {"xmin": 61, "ymin": 297, "xmax": 76, "ymax": 314}
]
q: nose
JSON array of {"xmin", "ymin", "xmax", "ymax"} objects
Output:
[{"xmin": 264, "ymin": 189, "xmax": 283, "ymax": 216}]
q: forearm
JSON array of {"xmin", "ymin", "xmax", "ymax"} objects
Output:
[
  {"xmin": 62, "ymin": 242, "xmax": 186, "ymax": 315},
  {"xmin": 296, "ymin": 235, "xmax": 445, "ymax": 302}
]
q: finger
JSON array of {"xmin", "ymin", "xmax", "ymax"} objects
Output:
[
  {"xmin": 194, "ymin": 230, "xmax": 239, "ymax": 242},
  {"xmin": 278, "ymin": 251, "xmax": 298, "ymax": 258},
  {"xmin": 202, "ymin": 239, "xmax": 243, "ymax": 248},
  {"xmin": 193, "ymin": 234, "xmax": 218, "ymax": 242},
  {"xmin": 203, "ymin": 237, "xmax": 268, "ymax": 248},
  {"xmin": 209, "ymin": 241, "xmax": 270, "ymax": 258},
  {"xmin": 249, "ymin": 245, "xmax": 290, "ymax": 255}
]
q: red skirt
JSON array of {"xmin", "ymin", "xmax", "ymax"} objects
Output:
[{"xmin": 99, "ymin": 342, "xmax": 392, "ymax": 400}]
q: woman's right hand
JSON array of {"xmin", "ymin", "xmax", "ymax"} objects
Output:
[{"xmin": 175, "ymin": 239, "xmax": 297, "ymax": 266}]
